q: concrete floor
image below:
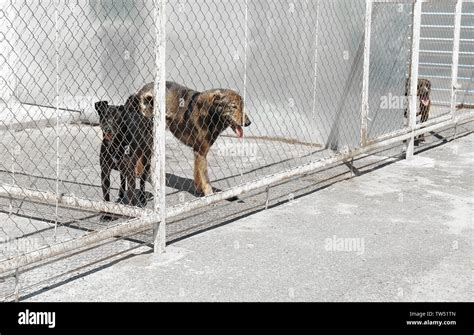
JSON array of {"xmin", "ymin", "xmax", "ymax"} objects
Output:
[{"xmin": 19, "ymin": 131, "xmax": 473, "ymax": 302}]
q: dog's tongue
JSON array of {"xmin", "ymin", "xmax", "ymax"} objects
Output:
[
  {"xmin": 104, "ymin": 133, "xmax": 113, "ymax": 141},
  {"xmin": 421, "ymin": 97, "xmax": 430, "ymax": 106},
  {"xmin": 234, "ymin": 125, "xmax": 243, "ymax": 138}
]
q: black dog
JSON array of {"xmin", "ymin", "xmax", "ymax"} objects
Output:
[
  {"xmin": 122, "ymin": 94, "xmax": 153, "ymax": 206},
  {"xmin": 95, "ymin": 100, "xmax": 151, "ymax": 220}
]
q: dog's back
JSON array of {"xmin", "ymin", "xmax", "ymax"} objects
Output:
[{"xmin": 135, "ymin": 81, "xmax": 199, "ymax": 120}]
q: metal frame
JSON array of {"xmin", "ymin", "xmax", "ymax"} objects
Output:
[
  {"xmin": 406, "ymin": 0, "xmax": 422, "ymax": 159},
  {"xmin": 1, "ymin": 0, "xmax": 473, "ymax": 277},
  {"xmin": 360, "ymin": 0, "xmax": 372, "ymax": 147},
  {"xmin": 152, "ymin": 0, "xmax": 167, "ymax": 254},
  {"xmin": 451, "ymin": 0, "xmax": 463, "ymax": 116}
]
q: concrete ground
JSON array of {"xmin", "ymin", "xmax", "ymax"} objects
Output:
[{"xmin": 20, "ymin": 130, "xmax": 473, "ymax": 302}]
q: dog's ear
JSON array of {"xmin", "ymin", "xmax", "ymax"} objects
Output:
[
  {"xmin": 125, "ymin": 94, "xmax": 141, "ymax": 113},
  {"xmin": 196, "ymin": 90, "xmax": 225, "ymax": 112},
  {"xmin": 95, "ymin": 101, "xmax": 109, "ymax": 117},
  {"xmin": 210, "ymin": 90, "xmax": 236, "ymax": 114},
  {"xmin": 208, "ymin": 90, "xmax": 225, "ymax": 105},
  {"xmin": 426, "ymin": 79, "xmax": 431, "ymax": 90},
  {"xmin": 142, "ymin": 93, "xmax": 154, "ymax": 111}
]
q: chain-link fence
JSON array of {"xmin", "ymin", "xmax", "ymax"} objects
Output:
[{"xmin": 0, "ymin": 0, "xmax": 473, "ymax": 295}]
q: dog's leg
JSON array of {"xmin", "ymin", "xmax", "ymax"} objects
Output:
[
  {"xmin": 101, "ymin": 166, "xmax": 111, "ymax": 203},
  {"xmin": 100, "ymin": 166, "xmax": 115, "ymax": 221},
  {"xmin": 194, "ymin": 151, "xmax": 213, "ymax": 196},
  {"xmin": 139, "ymin": 175, "xmax": 147, "ymax": 207},
  {"xmin": 118, "ymin": 172, "xmax": 126, "ymax": 203},
  {"xmin": 418, "ymin": 103, "xmax": 430, "ymax": 142},
  {"xmin": 126, "ymin": 170, "xmax": 137, "ymax": 207}
]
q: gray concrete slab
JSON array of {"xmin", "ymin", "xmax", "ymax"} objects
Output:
[{"xmin": 19, "ymin": 131, "xmax": 473, "ymax": 302}]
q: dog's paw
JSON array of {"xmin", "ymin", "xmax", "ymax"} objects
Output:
[
  {"xmin": 202, "ymin": 185, "xmax": 214, "ymax": 197},
  {"xmin": 100, "ymin": 213, "xmax": 117, "ymax": 222},
  {"xmin": 116, "ymin": 194, "xmax": 130, "ymax": 205},
  {"xmin": 137, "ymin": 191, "xmax": 148, "ymax": 208}
]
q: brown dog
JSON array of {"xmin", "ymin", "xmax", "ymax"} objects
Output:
[
  {"xmin": 130, "ymin": 81, "xmax": 251, "ymax": 196},
  {"xmin": 405, "ymin": 78, "xmax": 432, "ymax": 142}
]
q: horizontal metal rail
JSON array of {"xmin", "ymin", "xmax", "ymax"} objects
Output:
[
  {"xmin": 1, "ymin": 111, "xmax": 472, "ymax": 275},
  {"xmin": 417, "ymin": 74, "xmax": 473, "ymax": 80},
  {"xmin": 421, "ymin": 37, "xmax": 474, "ymax": 43},
  {"xmin": 421, "ymin": 12, "xmax": 454, "ymax": 16},
  {"xmin": 421, "ymin": 25, "xmax": 474, "ymax": 29},
  {"xmin": 431, "ymin": 101, "xmax": 451, "ymax": 107},
  {"xmin": 422, "ymin": 12, "xmax": 474, "ymax": 17},
  {"xmin": 0, "ymin": 185, "xmax": 150, "ymax": 218},
  {"xmin": 419, "ymin": 62, "xmax": 474, "ymax": 69},
  {"xmin": 432, "ymin": 87, "xmax": 474, "ymax": 93},
  {"xmin": 420, "ymin": 50, "xmax": 474, "ymax": 55}
]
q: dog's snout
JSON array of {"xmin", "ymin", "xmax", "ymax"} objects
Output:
[{"xmin": 244, "ymin": 117, "xmax": 252, "ymax": 127}]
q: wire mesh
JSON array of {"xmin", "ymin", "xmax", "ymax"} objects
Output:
[{"xmin": 0, "ymin": 0, "xmax": 471, "ymax": 280}]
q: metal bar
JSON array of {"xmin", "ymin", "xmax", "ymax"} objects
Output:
[
  {"xmin": 1, "ymin": 111, "xmax": 472, "ymax": 275},
  {"xmin": 310, "ymin": 0, "xmax": 321, "ymax": 130},
  {"xmin": 420, "ymin": 62, "xmax": 474, "ymax": 69},
  {"xmin": 419, "ymin": 75, "xmax": 474, "ymax": 80},
  {"xmin": 420, "ymin": 37, "xmax": 474, "ymax": 43},
  {"xmin": 432, "ymin": 87, "xmax": 474, "ymax": 93},
  {"xmin": 452, "ymin": 0, "xmax": 463, "ymax": 117},
  {"xmin": 239, "ymin": 0, "xmax": 249, "ymax": 181},
  {"xmin": 54, "ymin": 0, "xmax": 60, "ymax": 241},
  {"xmin": 360, "ymin": 0, "xmax": 372, "ymax": 147},
  {"xmin": 407, "ymin": 0, "xmax": 422, "ymax": 159},
  {"xmin": 420, "ymin": 12, "xmax": 473, "ymax": 17},
  {"xmin": 421, "ymin": 12, "xmax": 455, "ymax": 16},
  {"xmin": 421, "ymin": 25, "xmax": 474, "ymax": 29},
  {"xmin": 372, "ymin": 0, "xmax": 431, "ymax": 3},
  {"xmin": 0, "ymin": 184, "xmax": 150, "ymax": 218},
  {"xmin": 420, "ymin": 50, "xmax": 474, "ymax": 55},
  {"xmin": 431, "ymin": 101, "xmax": 452, "ymax": 107},
  {"xmin": 265, "ymin": 186, "xmax": 270, "ymax": 210},
  {"xmin": 152, "ymin": 0, "xmax": 167, "ymax": 254},
  {"xmin": 420, "ymin": 75, "xmax": 473, "ymax": 80}
]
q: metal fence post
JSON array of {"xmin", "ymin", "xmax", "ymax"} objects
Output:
[
  {"xmin": 153, "ymin": 0, "xmax": 167, "ymax": 254},
  {"xmin": 360, "ymin": 0, "xmax": 373, "ymax": 147},
  {"xmin": 406, "ymin": 0, "xmax": 422, "ymax": 160},
  {"xmin": 451, "ymin": 0, "xmax": 463, "ymax": 117}
]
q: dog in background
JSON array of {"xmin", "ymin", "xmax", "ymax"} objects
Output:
[
  {"xmin": 404, "ymin": 78, "xmax": 432, "ymax": 142},
  {"xmin": 131, "ymin": 81, "xmax": 252, "ymax": 196}
]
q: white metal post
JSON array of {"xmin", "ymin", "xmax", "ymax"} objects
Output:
[
  {"xmin": 451, "ymin": 0, "xmax": 463, "ymax": 116},
  {"xmin": 310, "ymin": 0, "xmax": 321, "ymax": 146},
  {"xmin": 152, "ymin": 0, "xmax": 167, "ymax": 254},
  {"xmin": 406, "ymin": 0, "xmax": 422, "ymax": 160},
  {"xmin": 360, "ymin": 0, "xmax": 373, "ymax": 147}
]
